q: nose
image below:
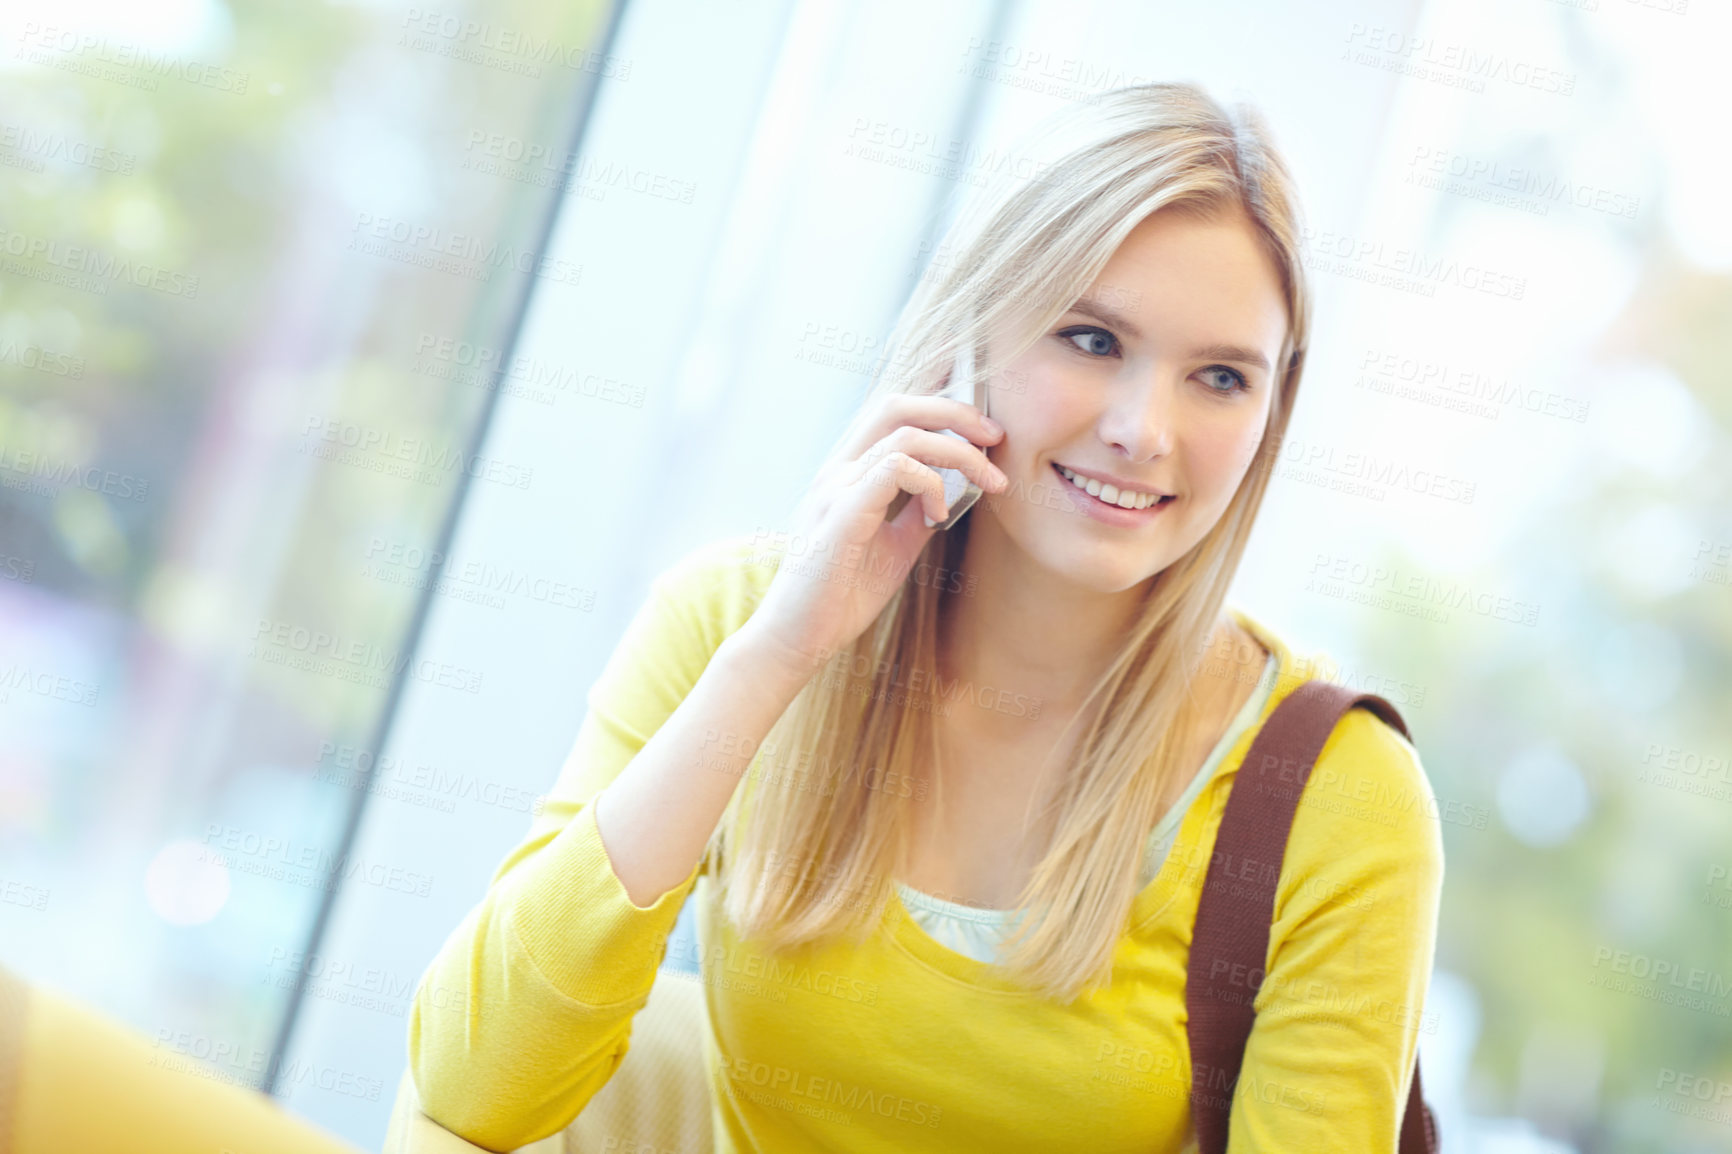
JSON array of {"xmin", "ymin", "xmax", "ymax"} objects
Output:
[{"xmin": 1097, "ymin": 366, "xmax": 1176, "ymax": 462}]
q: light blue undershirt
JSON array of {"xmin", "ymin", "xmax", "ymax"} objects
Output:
[{"xmin": 895, "ymin": 651, "xmax": 1280, "ymax": 965}]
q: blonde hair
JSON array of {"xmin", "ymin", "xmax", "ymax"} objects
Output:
[{"xmin": 708, "ymin": 82, "xmax": 1311, "ymax": 1002}]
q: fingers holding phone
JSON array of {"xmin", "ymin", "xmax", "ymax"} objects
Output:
[{"xmin": 743, "ymin": 347, "xmax": 1005, "ymax": 667}]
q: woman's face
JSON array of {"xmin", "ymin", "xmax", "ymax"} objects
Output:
[{"xmin": 977, "ymin": 204, "xmax": 1289, "ymax": 595}]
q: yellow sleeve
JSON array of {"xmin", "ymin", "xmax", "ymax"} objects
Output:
[
  {"xmin": 1225, "ymin": 707, "xmax": 1447, "ymax": 1152},
  {"xmin": 405, "ymin": 538, "xmax": 759, "ymax": 1152}
]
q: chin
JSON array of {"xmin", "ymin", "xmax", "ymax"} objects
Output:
[{"xmin": 1026, "ymin": 530, "xmax": 1175, "ymax": 595}]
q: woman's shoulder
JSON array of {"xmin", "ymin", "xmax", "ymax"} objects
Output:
[
  {"xmin": 1225, "ymin": 606, "xmax": 1441, "ymax": 847},
  {"xmin": 1206, "ymin": 614, "xmax": 1447, "ymax": 946},
  {"xmin": 555, "ymin": 535, "xmax": 782, "ymax": 801},
  {"xmin": 1222, "ymin": 605, "xmax": 1341, "ymax": 700},
  {"xmin": 645, "ymin": 532, "xmax": 783, "ymax": 637}
]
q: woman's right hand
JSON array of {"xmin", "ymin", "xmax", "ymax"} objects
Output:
[{"xmin": 739, "ymin": 389, "xmax": 1008, "ymax": 678}]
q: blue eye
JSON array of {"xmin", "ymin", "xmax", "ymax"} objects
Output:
[
  {"xmin": 1057, "ymin": 325, "xmax": 1119, "ymax": 358},
  {"xmin": 1199, "ymin": 365, "xmax": 1250, "ymax": 395}
]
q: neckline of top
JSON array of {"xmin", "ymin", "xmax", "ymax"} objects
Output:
[
  {"xmin": 883, "ymin": 604, "xmax": 1313, "ymax": 993},
  {"xmin": 895, "ymin": 646, "xmax": 1278, "ymax": 923}
]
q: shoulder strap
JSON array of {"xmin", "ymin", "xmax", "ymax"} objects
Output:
[{"xmin": 1185, "ymin": 679, "xmax": 1439, "ymax": 1154}]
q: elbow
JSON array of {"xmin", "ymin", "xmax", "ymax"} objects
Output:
[
  {"xmin": 410, "ymin": 1061, "xmax": 602, "ymax": 1154},
  {"xmin": 408, "ymin": 1044, "xmax": 541, "ymax": 1154},
  {"xmin": 405, "ymin": 984, "xmax": 522, "ymax": 1152},
  {"xmin": 406, "ymin": 988, "xmax": 616, "ymax": 1153},
  {"xmin": 419, "ymin": 1103, "xmax": 536, "ymax": 1154}
]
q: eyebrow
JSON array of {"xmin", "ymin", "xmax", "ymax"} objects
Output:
[{"xmin": 1062, "ymin": 298, "xmax": 1272, "ymax": 373}]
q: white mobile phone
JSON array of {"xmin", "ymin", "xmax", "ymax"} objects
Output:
[{"xmin": 922, "ymin": 342, "xmax": 988, "ymax": 530}]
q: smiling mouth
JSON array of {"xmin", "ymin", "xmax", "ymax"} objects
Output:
[{"xmin": 1052, "ymin": 463, "xmax": 1175, "ymax": 511}]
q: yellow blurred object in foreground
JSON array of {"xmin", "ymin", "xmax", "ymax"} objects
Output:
[{"xmin": 0, "ymin": 964, "xmax": 365, "ymax": 1154}]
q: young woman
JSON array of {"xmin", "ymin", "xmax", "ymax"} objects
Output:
[{"xmin": 408, "ymin": 82, "xmax": 1444, "ymax": 1152}]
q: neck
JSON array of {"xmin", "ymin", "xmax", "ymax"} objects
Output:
[{"xmin": 939, "ymin": 513, "xmax": 1152, "ymax": 725}]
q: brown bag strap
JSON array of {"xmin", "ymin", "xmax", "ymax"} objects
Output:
[{"xmin": 1185, "ymin": 679, "xmax": 1439, "ymax": 1154}]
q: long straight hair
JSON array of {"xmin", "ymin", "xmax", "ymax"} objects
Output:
[{"xmin": 707, "ymin": 83, "xmax": 1312, "ymax": 1002}]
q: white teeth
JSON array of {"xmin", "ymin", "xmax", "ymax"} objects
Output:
[{"xmin": 1056, "ymin": 464, "xmax": 1167, "ymax": 510}]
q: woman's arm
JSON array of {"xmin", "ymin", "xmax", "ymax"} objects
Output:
[
  {"xmin": 592, "ymin": 622, "xmax": 819, "ymax": 908},
  {"xmin": 406, "ymin": 392, "xmax": 1004, "ymax": 1151},
  {"xmin": 405, "ymin": 542, "xmax": 816, "ymax": 1152},
  {"xmin": 1222, "ymin": 707, "xmax": 1448, "ymax": 1152}
]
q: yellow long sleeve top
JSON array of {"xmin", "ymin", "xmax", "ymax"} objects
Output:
[{"xmin": 407, "ymin": 534, "xmax": 1446, "ymax": 1153}]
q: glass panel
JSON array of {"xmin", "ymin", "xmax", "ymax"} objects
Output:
[{"xmin": 0, "ymin": 0, "xmax": 617, "ymax": 1120}]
